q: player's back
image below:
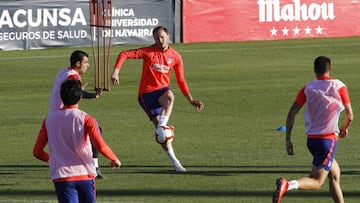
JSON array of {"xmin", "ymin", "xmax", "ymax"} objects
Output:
[
  {"xmin": 46, "ymin": 108, "xmax": 95, "ymax": 179},
  {"xmin": 49, "ymin": 68, "xmax": 80, "ymax": 112},
  {"xmin": 304, "ymin": 79, "xmax": 345, "ymax": 135}
]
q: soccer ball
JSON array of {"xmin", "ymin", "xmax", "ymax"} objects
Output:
[{"xmin": 155, "ymin": 126, "xmax": 174, "ymax": 144}]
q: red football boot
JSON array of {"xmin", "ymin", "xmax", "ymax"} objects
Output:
[{"xmin": 272, "ymin": 177, "xmax": 289, "ymax": 203}]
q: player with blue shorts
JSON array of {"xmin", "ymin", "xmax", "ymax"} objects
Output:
[
  {"xmin": 111, "ymin": 26, "xmax": 204, "ymax": 172},
  {"xmin": 33, "ymin": 80, "xmax": 121, "ymax": 202},
  {"xmin": 138, "ymin": 87, "xmax": 171, "ymax": 121},
  {"xmin": 273, "ymin": 56, "xmax": 353, "ymax": 203}
]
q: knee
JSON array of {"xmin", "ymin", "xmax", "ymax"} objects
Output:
[
  {"xmin": 310, "ymin": 176, "xmax": 327, "ymax": 189},
  {"xmin": 161, "ymin": 90, "xmax": 174, "ymax": 103},
  {"xmin": 164, "ymin": 90, "xmax": 174, "ymax": 100},
  {"xmin": 328, "ymin": 171, "xmax": 341, "ymax": 183},
  {"xmin": 314, "ymin": 181, "xmax": 323, "ymax": 190},
  {"xmin": 328, "ymin": 163, "xmax": 341, "ymax": 182}
]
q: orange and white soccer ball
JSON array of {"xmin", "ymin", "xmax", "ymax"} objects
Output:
[{"xmin": 155, "ymin": 126, "xmax": 174, "ymax": 144}]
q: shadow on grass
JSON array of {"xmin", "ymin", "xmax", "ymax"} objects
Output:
[
  {"xmin": 0, "ymin": 164, "xmax": 359, "ymax": 199},
  {"xmin": 117, "ymin": 164, "xmax": 360, "ymax": 176},
  {"xmin": 1, "ymin": 188, "xmax": 360, "ymax": 198},
  {"xmin": 96, "ymin": 189, "xmax": 360, "ymax": 198},
  {"xmin": 0, "ymin": 164, "xmax": 359, "ymax": 176}
]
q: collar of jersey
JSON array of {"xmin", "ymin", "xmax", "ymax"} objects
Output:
[
  {"xmin": 61, "ymin": 105, "xmax": 78, "ymax": 110},
  {"xmin": 317, "ymin": 75, "xmax": 332, "ymax": 80}
]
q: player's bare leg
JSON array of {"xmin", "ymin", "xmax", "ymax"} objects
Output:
[
  {"xmin": 273, "ymin": 166, "xmax": 329, "ymax": 202},
  {"xmin": 296, "ymin": 166, "xmax": 329, "ymax": 190},
  {"xmin": 328, "ymin": 159, "xmax": 344, "ymax": 203},
  {"xmin": 157, "ymin": 90, "xmax": 174, "ymax": 127},
  {"xmin": 151, "ymin": 90, "xmax": 186, "ymax": 172}
]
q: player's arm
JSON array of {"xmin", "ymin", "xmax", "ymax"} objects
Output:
[
  {"xmin": 84, "ymin": 115, "xmax": 121, "ymax": 168},
  {"xmin": 285, "ymin": 87, "xmax": 305, "ymax": 155},
  {"xmin": 111, "ymin": 48, "xmax": 144, "ymax": 85},
  {"xmin": 285, "ymin": 103, "xmax": 302, "ymax": 156},
  {"xmin": 339, "ymin": 104, "xmax": 353, "ymax": 138},
  {"xmin": 33, "ymin": 120, "xmax": 50, "ymax": 163},
  {"xmin": 285, "ymin": 103, "xmax": 302, "ymax": 155},
  {"xmin": 82, "ymin": 90, "xmax": 100, "ymax": 99},
  {"xmin": 67, "ymin": 76, "xmax": 101, "ymax": 98},
  {"xmin": 338, "ymin": 86, "xmax": 353, "ymax": 138},
  {"xmin": 173, "ymin": 56, "xmax": 204, "ymax": 111},
  {"xmin": 185, "ymin": 93, "xmax": 204, "ymax": 112}
]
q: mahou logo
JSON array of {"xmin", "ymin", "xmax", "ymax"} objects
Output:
[
  {"xmin": 257, "ymin": 0, "xmax": 337, "ymax": 37},
  {"xmin": 258, "ymin": 0, "xmax": 335, "ymax": 22}
]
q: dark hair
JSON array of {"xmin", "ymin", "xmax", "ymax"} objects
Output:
[
  {"xmin": 70, "ymin": 50, "xmax": 88, "ymax": 67},
  {"xmin": 152, "ymin": 26, "xmax": 168, "ymax": 36},
  {"xmin": 60, "ymin": 80, "xmax": 82, "ymax": 106},
  {"xmin": 314, "ymin": 56, "xmax": 331, "ymax": 76}
]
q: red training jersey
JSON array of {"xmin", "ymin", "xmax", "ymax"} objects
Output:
[{"xmin": 114, "ymin": 44, "xmax": 190, "ymax": 96}]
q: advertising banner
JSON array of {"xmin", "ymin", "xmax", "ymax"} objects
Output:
[
  {"xmin": 183, "ymin": 0, "xmax": 360, "ymax": 43},
  {"xmin": 0, "ymin": 0, "xmax": 175, "ymax": 51}
]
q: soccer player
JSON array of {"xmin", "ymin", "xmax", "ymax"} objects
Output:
[
  {"xmin": 273, "ymin": 56, "xmax": 353, "ymax": 203},
  {"xmin": 111, "ymin": 26, "xmax": 204, "ymax": 172},
  {"xmin": 33, "ymin": 80, "xmax": 121, "ymax": 203},
  {"xmin": 49, "ymin": 50, "xmax": 105, "ymax": 178}
]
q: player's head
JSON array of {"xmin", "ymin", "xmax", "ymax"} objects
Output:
[
  {"xmin": 60, "ymin": 80, "xmax": 82, "ymax": 106},
  {"xmin": 152, "ymin": 26, "xmax": 170, "ymax": 50},
  {"xmin": 70, "ymin": 50, "xmax": 89, "ymax": 74},
  {"xmin": 314, "ymin": 56, "xmax": 331, "ymax": 76}
]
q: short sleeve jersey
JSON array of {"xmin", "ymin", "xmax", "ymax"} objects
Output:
[
  {"xmin": 114, "ymin": 44, "xmax": 190, "ymax": 96},
  {"xmin": 294, "ymin": 76, "xmax": 350, "ymax": 136}
]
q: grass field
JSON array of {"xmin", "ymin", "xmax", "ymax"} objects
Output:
[{"xmin": 1, "ymin": 37, "xmax": 360, "ymax": 202}]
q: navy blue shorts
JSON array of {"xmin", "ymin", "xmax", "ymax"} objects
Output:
[
  {"xmin": 307, "ymin": 138, "xmax": 337, "ymax": 171},
  {"xmin": 138, "ymin": 87, "xmax": 170, "ymax": 121},
  {"xmin": 54, "ymin": 179, "xmax": 96, "ymax": 203}
]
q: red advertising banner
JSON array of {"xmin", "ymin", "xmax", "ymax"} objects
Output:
[{"xmin": 183, "ymin": 0, "xmax": 360, "ymax": 43}]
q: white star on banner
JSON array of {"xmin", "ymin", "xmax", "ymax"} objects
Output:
[
  {"xmin": 315, "ymin": 26, "xmax": 323, "ymax": 34},
  {"xmin": 293, "ymin": 27, "xmax": 301, "ymax": 35},
  {"xmin": 270, "ymin": 27, "xmax": 278, "ymax": 36},
  {"xmin": 304, "ymin": 26, "xmax": 312, "ymax": 35},
  {"xmin": 270, "ymin": 26, "xmax": 324, "ymax": 37},
  {"xmin": 282, "ymin": 27, "xmax": 289, "ymax": 36}
]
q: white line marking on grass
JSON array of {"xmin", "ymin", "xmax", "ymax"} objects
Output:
[
  {"xmin": 0, "ymin": 41, "xmax": 359, "ymax": 60},
  {"xmin": 0, "ymin": 53, "xmax": 118, "ymax": 60},
  {"xmin": 179, "ymin": 42, "xmax": 360, "ymax": 53}
]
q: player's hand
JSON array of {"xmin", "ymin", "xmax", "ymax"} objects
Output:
[
  {"xmin": 95, "ymin": 88, "xmax": 102, "ymax": 98},
  {"xmin": 82, "ymin": 82, "xmax": 89, "ymax": 90},
  {"xmin": 111, "ymin": 76, "xmax": 119, "ymax": 85},
  {"xmin": 191, "ymin": 100, "xmax": 204, "ymax": 112},
  {"xmin": 339, "ymin": 127, "xmax": 348, "ymax": 138},
  {"xmin": 110, "ymin": 159, "xmax": 121, "ymax": 168},
  {"xmin": 286, "ymin": 140, "xmax": 294, "ymax": 155},
  {"xmin": 111, "ymin": 70, "xmax": 120, "ymax": 85}
]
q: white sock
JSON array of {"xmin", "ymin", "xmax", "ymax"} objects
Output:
[
  {"xmin": 166, "ymin": 149, "xmax": 180, "ymax": 165},
  {"xmin": 288, "ymin": 180, "xmax": 298, "ymax": 191},
  {"xmin": 94, "ymin": 158, "xmax": 99, "ymax": 168},
  {"xmin": 158, "ymin": 115, "xmax": 169, "ymax": 128}
]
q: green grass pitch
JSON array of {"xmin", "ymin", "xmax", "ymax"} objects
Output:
[{"xmin": 0, "ymin": 37, "xmax": 360, "ymax": 202}]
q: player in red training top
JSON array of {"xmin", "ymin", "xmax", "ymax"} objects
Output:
[
  {"xmin": 111, "ymin": 26, "xmax": 204, "ymax": 172},
  {"xmin": 273, "ymin": 56, "xmax": 353, "ymax": 203}
]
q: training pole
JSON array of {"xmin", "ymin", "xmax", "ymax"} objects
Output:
[{"xmin": 89, "ymin": 0, "xmax": 112, "ymax": 91}]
